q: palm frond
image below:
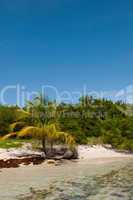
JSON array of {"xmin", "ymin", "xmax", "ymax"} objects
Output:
[
  {"xmin": 18, "ymin": 126, "xmax": 41, "ymax": 138},
  {"xmin": 55, "ymin": 131, "xmax": 76, "ymax": 147},
  {"xmin": 16, "ymin": 109, "xmax": 30, "ymax": 120},
  {"xmin": 2, "ymin": 132, "xmax": 17, "ymax": 140}
]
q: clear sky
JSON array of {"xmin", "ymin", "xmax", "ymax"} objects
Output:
[{"xmin": 0, "ymin": 0, "xmax": 133, "ymax": 105}]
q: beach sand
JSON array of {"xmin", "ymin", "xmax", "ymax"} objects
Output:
[
  {"xmin": 0, "ymin": 145, "xmax": 133, "ymax": 200},
  {"xmin": 78, "ymin": 145, "xmax": 133, "ymax": 160}
]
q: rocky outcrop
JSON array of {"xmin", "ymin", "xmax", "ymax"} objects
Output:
[
  {"xmin": 45, "ymin": 147, "xmax": 78, "ymax": 160},
  {"xmin": 63, "ymin": 149, "xmax": 78, "ymax": 159}
]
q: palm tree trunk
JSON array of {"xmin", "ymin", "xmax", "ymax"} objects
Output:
[
  {"xmin": 42, "ymin": 137, "xmax": 46, "ymax": 154},
  {"xmin": 50, "ymin": 140, "xmax": 54, "ymax": 153}
]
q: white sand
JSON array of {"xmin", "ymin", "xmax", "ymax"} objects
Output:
[{"xmin": 78, "ymin": 145, "xmax": 133, "ymax": 160}]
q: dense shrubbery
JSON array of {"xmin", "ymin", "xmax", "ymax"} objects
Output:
[
  {"xmin": 0, "ymin": 95, "xmax": 133, "ymax": 150},
  {"xmin": 0, "ymin": 106, "xmax": 19, "ymax": 136},
  {"xmin": 57, "ymin": 97, "xmax": 133, "ymax": 150}
]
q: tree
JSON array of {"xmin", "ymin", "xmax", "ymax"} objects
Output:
[
  {"xmin": 18, "ymin": 123, "xmax": 76, "ymax": 155},
  {"xmin": 17, "ymin": 94, "xmax": 76, "ymax": 155}
]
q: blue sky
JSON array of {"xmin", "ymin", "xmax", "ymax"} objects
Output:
[{"xmin": 0, "ymin": 0, "xmax": 133, "ymax": 105}]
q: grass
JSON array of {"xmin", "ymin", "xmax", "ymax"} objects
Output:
[{"xmin": 0, "ymin": 138, "xmax": 32, "ymax": 149}]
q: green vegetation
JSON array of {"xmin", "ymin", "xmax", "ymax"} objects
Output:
[
  {"xmin": 0, "ymin": 138, "xmax": 32, "ymax": 149},
  {"xmin": 0, "ymin": 95, "xmax": 133, "ymax": 151}
]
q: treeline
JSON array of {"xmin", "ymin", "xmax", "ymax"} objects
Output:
[{"xmin": 0, "ymin": 95, "xmax": 133, "ymax": 150}]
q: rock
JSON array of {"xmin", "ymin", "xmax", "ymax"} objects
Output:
[
  {"xmin": 45, "ymin": 146, "xmax": 78, "ymax": 160},
  {"xmin": 63, "ymin": 150, "xmax": 73, "ymax": 159},
  {"xmin": 63, "ymin": 149, "xmax": 78, "ymax": 159},
  {"xmin": 55, "ymin": 147, "xmax": 68, "ymax": 155},
  {"xmin": 46, "ymin": 160, "xmax": 56, "ymax": 165}
]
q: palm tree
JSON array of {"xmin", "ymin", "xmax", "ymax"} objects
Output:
[
  {"xmin": 2, "ymin": 94, "xmax": 76, "ymax": 156},
  {"xmin": 18, "ymin": 123, "xmax": 76, "ymax": 155},
  {"xmin": 18, "ymin": 124, "xmax": 47, "ymax": 153}
]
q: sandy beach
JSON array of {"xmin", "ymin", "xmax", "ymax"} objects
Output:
[
  {"xmin": 78, "ymin": 145, "xmax": 133, "ymax": 159},
  {"xmin": 0, "ymin": 145, "xmax": 133, "ymax": 200}
]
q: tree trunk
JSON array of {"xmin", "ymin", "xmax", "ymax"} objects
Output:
[
  {"xmin": 42, "ymin": 137, "xmax": 46, "ymax": 155},
  {"xmin": 50, "ymin": 140, "xmax": 54, "ymax": 153}
]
